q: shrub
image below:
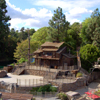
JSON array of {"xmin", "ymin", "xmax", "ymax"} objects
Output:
[
  {"xmin": 10, "ymin": 63, "xmax": 14, "ymax": 68},
  {"xmin": 37, "ymin": 84, "xmax": 51, "ymax": 92},
  {"xmin": 76, "ymin": 72, "xmax": 82, "ymax": 77},
  {"xmin": 94, "ymin": 90, "xmax": 100, "ymax": 96},
  {"xmin": 50, "ymin": 86, "xmax": 57, "ymax": 92},
  {"xmin": 57, "ymin": 93, "xmax": 68, "ymax": 100},
  {"xmin": 18, "ymin": 58, "xmax": 27, "ymax": 64},
  {"xmin": 30, "ymin": 84, "xmax": 57, "ymax": 93},
  {"xmin": 30, "ymin": 87, "xmax": 40, "ymax": 93}
]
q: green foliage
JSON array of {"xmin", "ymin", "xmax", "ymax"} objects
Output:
[
  {"xmin": 31, "ymin": 27, "xmax": 48, "ymax": 45},
  {"xmin": 81, "ymin": 58, "xmax": 92, "ymax": 71},
  {"xmin": 94, "ymin": 89, "xmax": 100, "ymax": 96},
  {"xmin": 14, "ymin": 27, "xmax": 48, "ymax": 61},
  {"xmin": 0, "ymin": 0, "xmax": 11, "ymax": 60},
  {"xmin": 30, "ymin": 84, "xmax": 57, "ymax": 93},
  {"xmin": 14, "ymin": 40, "xmax": 39, "ymax": 61},
  {"xmin": 10, "ymin": 63, "xmax": 14, "ymax": 67},
  {"xmin": 76, "ymin": 72, "xmax": 82, "ymax": 77},
  {"xmin": 80, "ymin": 18, "xmax": 91, "ymax": 45},
  {"xmin": 37, "ymin": 84, "xmax": 51, "ymax": 92},
  {"xmin": 30, "ymin": 87, "xmax": 40, "ymax": 93},
  {"xmin": 50, "ymin": 86, "xmax": 57, "ymax": 92},
  {"xmin": 48, "ymin": 7, "xmax": 69, "ymax": 42},
  {"xmin": 18, "ymin": 58, "xmax": 27, "ymax": 64},
  {"xmin": 57, "ymin": 93, "xmax": 68, "ymax": 100},
  {"xmin": 80, "ymin": 44, "xmax": 100, "ymax": 63},
  {"xmin": 85, "ymin": 8, "xmax": 100, "ymax": 48},
  {"xmin": 66, "ymin": 22, "xmax": 81, "ymax": 49}
]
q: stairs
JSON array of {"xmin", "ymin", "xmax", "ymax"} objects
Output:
[{"xmin": 13, "ymin": 67, "xmax": 25, "ymax": 75}]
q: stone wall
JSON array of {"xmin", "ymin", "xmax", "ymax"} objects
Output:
[
  {"xmin": 49, "ymin": 77, "xmax": 86, "ymax": 92},
  {"xmin": 25, "ymin": 69, "xmax": 56, "ymax": 79},
  {"xmin": 88, "ymin": 71, "xmax": 100, "ymax": 83}
]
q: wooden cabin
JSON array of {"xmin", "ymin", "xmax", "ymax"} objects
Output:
[{"xmin": 33, "ymin": 42, "xmax": 77, "ymax": 69}]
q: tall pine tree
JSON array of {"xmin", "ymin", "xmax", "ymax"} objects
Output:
[
  {"xmin": 0, "ymin": 0, "xmax": 11, "ymax": 59},
  {"xmin": 47, "ymin": 7, "xmax": 69, "ymax": 42}
]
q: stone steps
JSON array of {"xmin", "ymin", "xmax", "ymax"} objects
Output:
[{"xmin": 13, "ymin": 68, "xmax": 25, "ymax": 75}]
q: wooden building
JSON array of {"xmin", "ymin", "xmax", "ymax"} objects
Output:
[{"xmin": 33, "ymin": 42, "xmax": 77, "ymax": 69}]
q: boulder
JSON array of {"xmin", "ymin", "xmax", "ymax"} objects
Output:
[{"xmin": 0, "ymin": 70, "xmax": 7, "ymax": 78}]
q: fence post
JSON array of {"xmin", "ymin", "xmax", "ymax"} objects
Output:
[
  {"xmin": 36, "ymin": 79, "xmax": 37, "ymax": 86},
  {"xmin": 33, "ymin": 79, "xmax": 34, "ymax": 86},
  {"xmin": 20, "ymin": 79, "xmax": 21, "ymax": 85},
  {"xmin": 25, "ymin": 79, "xmax": 26, "ymax": 87},
  {"xmin": 17, "ymin": 79, "xmax": 18, "ymax": 85}
]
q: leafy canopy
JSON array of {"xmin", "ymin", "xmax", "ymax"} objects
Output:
[
  {"xmin": 80, "ymin": 44, "xmax": 100, "ymax": 63},
  {"xmin": 85, "ymin": 8, "xmax": 100, "ymax": 48},
  {"xmin": 0, "ymin": 0, "xmax": 11, "ymax": 59},
  {"xmin": 14, "ymin": 27, "xmax": 48, "ymax": 61}
]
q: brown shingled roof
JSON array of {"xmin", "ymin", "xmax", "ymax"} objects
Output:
[
  {"xmin": 43, "ymin": 48, "xmax": 58, "ymax": 51},
  {"xmin": 41, "ymin": 42, "xmax": 64, "ymax": 48},
  {"xmin": 34, "ymin": 49, "xmax": 43, "ymax": 53}
]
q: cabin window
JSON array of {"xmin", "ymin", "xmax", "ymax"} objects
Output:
[
  {"xmin": 39, "ymin": 53, "xmax": 41, "ymax": 56},
  {"xmin": 47, "ymin": 52, "xmax": 52, "ymax": 56}
]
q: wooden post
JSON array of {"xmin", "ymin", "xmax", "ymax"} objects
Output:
[
  {"xmin": 28, "ymin": 29, "xmax": 30, "ymax": 66},
  {"xmin": 33, "ymin": 79, "xmax": 34, "ymax": 86},
  {"xmin": 29, "ymin": 79, "xmax": 30, "ymax": 87},
  {"xmin": 25, "ymin": 79, "xmax": 26, "ymax": 87}
]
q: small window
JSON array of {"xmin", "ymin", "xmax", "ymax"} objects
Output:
[
  {"xmin": 39, "ymin": 53, "xmax": 41, "ymax": 56},
  {"xmin": 47, "ymin": 52, "xmax": 52, "ymax": 56}
]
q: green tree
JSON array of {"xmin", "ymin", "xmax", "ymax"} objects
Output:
[
  {"xmin": 29, "ymin": 28, "xmax": 35, "ymax": 36},
  {"xmin": 0, "ymin": 0, "xmax": 11, "ymax": 59},
  {"xmin": 31, "ymin": 27, "xmax": 48, "ymax": 45},
  {"xmin": 10, "ymin": 28, "xmax": 16, "ymax": 37},
  {"xmin": 80, "ymin": 18, "xmax": 91, "ymax": 45},
  {"xmin": 14, "ymin": 40, "xmax": 39, "ymax": 61},
  {"xmin": 66, "ymin": 22, "xmax": 82, "ymax": 49},
  {"xmin": 14, "ymin": 27, "xmax": 48, "ymax": 61},
  {"xmin": 80, "ymin": 44, "xmax": 100, "ymax": 63},
  {"xmin": 85, "ymin": 8, "xmax": 100, "ymax": 48},
  {"xmin": 18, "ymin": 27, "xmax": 28, "ymax": 41},
  {"xmin": 6, "ymin": 35, "xmax": 17, "ymax": 59},
  {"xmin": 48, "ymin": 7, "xmax": 69, "ymax": 42}
]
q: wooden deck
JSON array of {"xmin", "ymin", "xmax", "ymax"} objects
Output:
[{"xmin": 1, "ymin": 92, "xmax": 33, "ymax": 100}]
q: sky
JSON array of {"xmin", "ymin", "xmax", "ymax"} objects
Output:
[{"xmin": 5, "ymin": 0, "xmax": 100, "ymax": 31}]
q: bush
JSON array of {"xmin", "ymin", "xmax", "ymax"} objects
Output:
[
  {"xmin": 30, "ymin": 84, "xmax": 57, "ymax": 93},
  {"xmin": 57, "ymin": 93, "xmax": 68, "ymax": 100},
  {"xmin": 37, "ymin": 84, "xmax": 51, "ymax": 92},
  {"xmin": 50, "ymin": 86, "xmax": 57, "ymax": 92},
  {"xmin": 30, "ymin": 87, "xmax": 40, "ymax": 93},
  {"xmin": 10, "ymin": 63, "xmax": 14, "ymax": 68},
  {"xmin": 18, "ymin": 58, "xmax": 27, "ymax": 64},
  {"xmin": 76, "ymin": 72, "xmax": 82, "ymax": 77},
  {"xmin": 94, "ymin": 90, "xmax": 100, "ymax": 96}
]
